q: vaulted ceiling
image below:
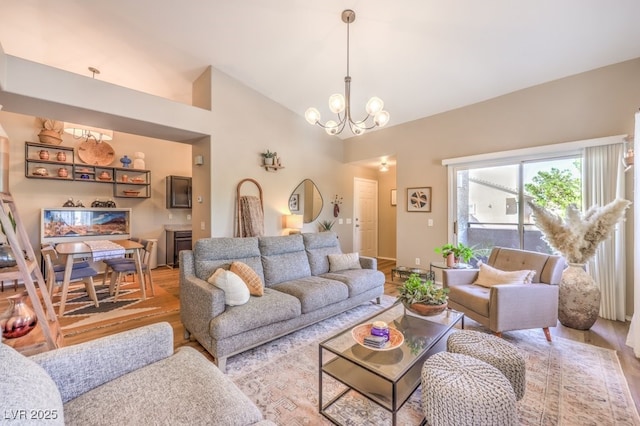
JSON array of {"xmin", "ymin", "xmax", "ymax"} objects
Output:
[{"xmin": 2, "ymin": 1, "xmax": 640, "ymax": 138}]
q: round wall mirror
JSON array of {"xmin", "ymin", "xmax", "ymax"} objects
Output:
[{"xmin": 289, "ymin": 179, "xmax": 323, "ymax": 223}]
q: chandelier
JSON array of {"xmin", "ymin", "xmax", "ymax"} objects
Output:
[{"xmin": 305, "ymin": 9, "xmax": 390, "ymax": 136}]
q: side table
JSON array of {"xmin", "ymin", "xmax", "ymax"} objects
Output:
[{"xmin": 391, "ymin": 266, "xmax": 435, "ymax": 282}]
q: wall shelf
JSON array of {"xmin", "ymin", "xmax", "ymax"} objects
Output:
[
  {"xmin": 262, "ymin": 165, "xmax": 285, "ymax": 172},
  {"xmin": 25, "ymin": 141, "xmax": 151, "ymax": 198}
]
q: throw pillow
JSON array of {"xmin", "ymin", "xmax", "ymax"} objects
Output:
[
  {"xmin": 207, "ymin": 268, "xmax": 250, "ymax": 305},
  {"xmin": 474, "ymin": 262, "xmax": 535, "ymax": 287},
  {"xmin": 230, "ymin": 261, "xmax": 264, "ymax": 296},
  {"xmin": 328, "ymin": 253, "xmax": 362, "ymax": 272}
]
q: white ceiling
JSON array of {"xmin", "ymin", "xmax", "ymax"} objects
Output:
[{"xmin": 2, "ymin": 0, "xmax": 640, "ymax": 140}]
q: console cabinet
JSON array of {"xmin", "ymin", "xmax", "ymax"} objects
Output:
[{"xmin": 25, "ymin": 141, "xmax": 151, "ymax": 198}]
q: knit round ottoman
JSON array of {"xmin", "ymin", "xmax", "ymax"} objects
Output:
[
  {"xmin": 447, "ymin": 330, "xmax": 526, "ymax": 400},
  {"xmin": 421, "ymin": 352, "xmax": 517, "ymax": 426}
]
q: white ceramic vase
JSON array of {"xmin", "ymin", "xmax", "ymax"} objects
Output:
[{"xmin": 558, "ymin": 263, "xmax": 600, "ymax": 330}]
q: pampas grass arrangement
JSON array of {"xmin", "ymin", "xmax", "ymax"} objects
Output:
[{"xmin": 528, "ymin": 198, "xmax": 631, "ymax": 264}]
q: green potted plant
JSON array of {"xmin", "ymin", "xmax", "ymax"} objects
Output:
[
  {"xmin": 397, "ymin": 273, "xmax": 449, "ymax": 316},
  {"xmin": 261, "ymin": 150, "xmax": 277, "ymax": 166},
  {"xmin": 435, "ymin": 242, "xmax": 475, "ymax": 267}
]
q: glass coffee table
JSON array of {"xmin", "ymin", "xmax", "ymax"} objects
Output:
[{"xmin": 319, "ymin": 303, "xmax": 464, "ymax": 425}]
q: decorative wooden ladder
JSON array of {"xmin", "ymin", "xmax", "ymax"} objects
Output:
[{"xmin": 0, "ymin": 192, "xmax": 61, "ymax": 352}]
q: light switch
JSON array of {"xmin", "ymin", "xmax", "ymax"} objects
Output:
[
  {"xmin": 338, "ymin": 218, "xmax": 344, "ymax": 224},
  {"xmin": 200, "ymin": 221, "xmax": 206, "ymax": 230},
  {"xmin": 187, "ymin": 214, "xmax": 192, "ymax": 220},
  {"xmin": 197, "ymin": 196, "xmax": 203, "ymax": 203},
  {"xmin": 428, "ymin": 219, "xmax": 433, "ymax": 227},
  {"xmin": 346, "ymin": 218, "xmax": 352, "ymax": 224}
]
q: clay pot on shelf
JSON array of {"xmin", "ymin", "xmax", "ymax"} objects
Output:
[
  {"xmin": 98, "ymin": 171, "xmax": 111, "ymax": 180},
  {"xmin": 56, "ymin": 151, "xmax": 66, "ymax": 161},
  {"xmin": 57, "ymin": 168, "xmax": 68, "ymax": 178},
  {"xmin": 39, "ymin": 150, "xmax": 49, "ymax": 160}
]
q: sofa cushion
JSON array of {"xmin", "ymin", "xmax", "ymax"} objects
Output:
[
  {"xmin": 208, "ymin": 269, "xmax": 250, "ymax": 306},
  {"xmin": 271, "ymin": 276, "xmax": 349, "ymax": 314},
  {"xmin": 194, "ymin": 237, "xmax": 264, "ymax": 283},
  {"xmin": 448, "ymin": 284, "xmax": 490, "ymax": 317},
  {"xmin": 0, "ymin": 344, "xmax": 65, "ymax": 425},
  {"xmin": 63, "ymin": 347, "xmax": 265, "ymax": 426},
  {"xmin": 328, "ymin": 252, "xmax": 362, "ymax": 272},
  {"xmin": 230, "ymin": 261, "xmax": 264, "ymax": 296},
  {"xmin": 259, "ymin": 235, "xmax": 311, "ymax": 286},
  {"xmin": 303, "ymin": 232, "xmax": 342, "ymax": 275},
  {"xmin": 322, "ymin": 269, "xmax": 385, "ymax": 297},
  {"xmin": 210, "ymin": 288, "xmax": 301, "ymax": 340},
  {"xmin": 474, "ymin": 262, "xmax": 535, "ymax": 287}
]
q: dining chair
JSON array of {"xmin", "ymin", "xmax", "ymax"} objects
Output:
[
  {"xmin": 41, "ymin": 245, "xmax": 100, "ymax": 316},
  {"xmin": 104, "ymin": 239, "xmax": 155, "ymax": 302}
]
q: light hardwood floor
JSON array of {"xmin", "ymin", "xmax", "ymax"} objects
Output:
[{"xmin": 3, "ymin": 260, "xmax": 639, "ymax": 414}]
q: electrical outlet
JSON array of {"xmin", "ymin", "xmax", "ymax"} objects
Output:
[
  {"xmin": 168, "ymin": 213, "xmax": 173, "ymax": 220},
  {"xmin": 428, "ymin": 219, "xmax": 433, "ymax": 227},
  {"xmin": 187, "ymin": 214, "xmax": 192, "ymax": 220},
  {"xmin": 200, "ymin": 221, "xmax": 205, "ymax": 230},
  {"xmin": 338, "ymin": 218, "xmax": 344, "ymax": 224},
  {"xmin": 415, "ymin": 257, "xmax": 420, "ymax": 265}
]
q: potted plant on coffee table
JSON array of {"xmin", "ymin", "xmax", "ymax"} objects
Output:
[{"xmin": 397, "ymin": 273, "xmax": 449, "ymax": 316}]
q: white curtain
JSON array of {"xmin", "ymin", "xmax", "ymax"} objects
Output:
[
  {"xmin": 627, "ymin": 112, "xmax": 640, "ymax": 358},
  {"xmin": 583, "ymin": 143, "xmax": 626, "ymax": 321}
]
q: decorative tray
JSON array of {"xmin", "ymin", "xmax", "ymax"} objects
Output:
[
  {"xmin": 123, "ymin": 190, "xmax": 140, "ymax": 196},
  {"xmin": 351, "ymin": 323, "xmax": 404, "ymax": 351}
]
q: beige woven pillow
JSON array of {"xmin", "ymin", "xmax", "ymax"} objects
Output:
[
  {"xmin": 230, "ymin": 261, "xmax": 264, "ymax": 296},
  {"xmin": 474, "ymin": 262, "xmax": 535, "ymax": 288},
  {"xmin": 328, "ymin": 253, "xmax": 362, "ymax": 272},
  {"xmin": 207, "ymin": 268, "xmax": 250, "ymax": 305}
]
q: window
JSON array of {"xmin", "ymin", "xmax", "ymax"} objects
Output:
[{"xmin": 451, "ymin": 155, "xmax": 582, "ymax": 263}]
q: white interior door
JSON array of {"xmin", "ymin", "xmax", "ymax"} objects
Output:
[{"xmin": 353, "ymin": 178, "xmax": 378, "ymax": 257}]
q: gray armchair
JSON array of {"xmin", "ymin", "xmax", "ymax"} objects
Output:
[
  {"xmin": 1, "ymin": 322, "xmax": 274, "ymax": 426},
  {"xmin": 443, "ymin": 247, "xmax": 564, "ymax": 341}
]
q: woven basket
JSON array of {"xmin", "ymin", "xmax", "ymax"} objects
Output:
[{"xmin": 38, "ymin": 129, "xmax": 63, "ymax": 145}]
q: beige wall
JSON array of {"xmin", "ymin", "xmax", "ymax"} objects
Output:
[
  {"xmin": 0, "ymin": 110, "xmax": 193, "ymax": 266},
  {"xmin": 207, "ymin": 67, "xmax": 374, "ymax": 249},
  {"xmin": 345, "ymin": 57, "xmax": 640, "ymax": 315},
  {"xmin": 377, "ymin": 165, "xmax": 397, "ymax": 259}
]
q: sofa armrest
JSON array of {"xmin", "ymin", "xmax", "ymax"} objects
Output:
[
  {"xmin": 359, "ymin": 255, "xmax": 377, "ymax": 270},
  {"xmin": 30, "ymin": 322, "xmax": 174, "ymax": 403},
  {"xmin": 490, "ymin": 283, "xmax": 559, "ymax": 332},
  {"xmin": 179, "ymin": 250, "xmax": 226, "ymax": 339},
  {"xmin": 442, "ymin": 269, "xmax": 479, "ymax": 288}
]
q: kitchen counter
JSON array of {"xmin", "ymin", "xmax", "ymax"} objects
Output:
[{"xmin": 164, "ymin": 224, "xmax": 192, "ymax": 232}]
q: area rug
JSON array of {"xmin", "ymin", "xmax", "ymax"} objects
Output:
[
  {"xmin": 226, "ymin": 295, "xmax": 640, "ymax": 426},
  {"xmin": 51, "ymin": 281, "xmax": 179, "ymax": 337}
]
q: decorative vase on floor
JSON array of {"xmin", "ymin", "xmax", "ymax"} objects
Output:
[
  {"xmin": 558, "ymin": 263, "xmax": 600, "ymax": 330},
  {"xmin": 0, "ymin": 292, "xmax": 38, "ymax": 339}
]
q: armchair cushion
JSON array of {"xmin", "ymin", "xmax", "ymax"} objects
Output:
[{"xmin": 473, "ymin": 262, "xmax": 535, "ymax": 287}]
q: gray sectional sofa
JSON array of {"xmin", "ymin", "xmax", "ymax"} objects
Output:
[{"xmin": 180, "ymin": 231, "xmax": 385, "ymax": 371}]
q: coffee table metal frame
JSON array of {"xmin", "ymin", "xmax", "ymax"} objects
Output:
[
  {"xmin": 318, "ymin": 303, "xmax": 464, "ymax": 425},
  {"xmin": 391, "ymin": 266, "xmax": 435, "ymax": 282}
]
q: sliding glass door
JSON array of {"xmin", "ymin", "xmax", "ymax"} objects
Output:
[{"xmin": 454, "ymin": 156, "xmax": 581, "ymax": 263}]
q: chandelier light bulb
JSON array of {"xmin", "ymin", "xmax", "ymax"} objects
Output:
[
  {"xmin": 305, "ymin": 108, "xmax": 321, "ymax": 125},
  {"xmin": 351, "ymin": 121, "xmax": 366, "ymax": 136},
  {"xmin": 328, "ymin": 94, "xmax": 346, "ymax": 113},
  {"xmin": 325, "ymin": 120, "xmax": 339, "ymax": 135},
  {"xmin": 374, "ymin": 110, "xmax": 390, "ymax": 127},
  {"xmin": 379, "ymin": 162, "xmax": 389, "ymax": 172},
  {"xmin": 365, "ymin": 97, "xmax": 384, "ymax": 115}
]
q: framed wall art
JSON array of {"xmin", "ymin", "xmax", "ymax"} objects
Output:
[
  {"xmin": 391, "ymin": 189, "xmax": 397, "ymax": 206},
  {"xmin": 288, "ymin": 194, "xmax": 299, "ymax": 212},
  {"xmin": 407, "ymin": 187, "xmax": 431, "ymax": 212}
]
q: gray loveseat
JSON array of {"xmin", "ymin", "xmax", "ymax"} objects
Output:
[
  {"xmin": 1, "ymin": 322, "xmax": 274, "ymax": 426},
  {"xmin": 180, "ymin": 231, "xmax": 385, "ymax": 371}
]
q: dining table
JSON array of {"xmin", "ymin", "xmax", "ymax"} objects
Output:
[{"xmin": 54, "ymin": 239, "xmax": 145, "ymax": 315}]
